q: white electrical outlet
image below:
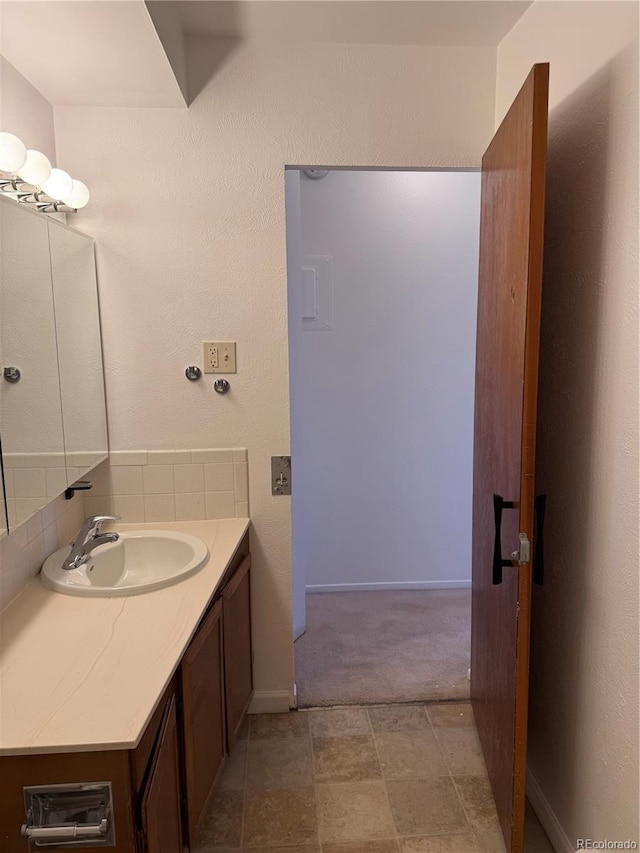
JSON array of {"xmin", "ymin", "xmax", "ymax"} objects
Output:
[{"xmin": 202, "ymin": 342, "xmax": 236, "ymax": 374}]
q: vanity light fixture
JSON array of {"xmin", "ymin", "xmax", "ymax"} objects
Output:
[{"xmin": 0, "ymin": 131, "xmax": 90, "ymax": 212}]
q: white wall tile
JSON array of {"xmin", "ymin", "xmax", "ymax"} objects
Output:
[
  {"xmin": 26, "ymin": 513, "xmax": 43, "ymax": 542},
  {"xmin": 113, "ymin": 495, "xmax": 145, "ymax": 524},
  {"xmin": 13, "ymin": 469, "xmax": 46, "ymax": 498},
  {"xmin": 143, "ymin": 465, "xmax": 174, "ymax": 494},
  {"xmin": 25, "ymin": 453, "xmax": 65, "ymax": 468},
  {"xmin": 233, "ymin": 463, "xmax": 249, "ymax": 502},
  {"xmin": 45, "ymin": 468, "xmax": 67, "ymax": 498},
  {"xmin": 191, "ymin": 449, "xmax": 234, "ymax": 464},
  {"xmin": 204, "ymin": 463, "xmax": 235, "ymax": 492},
  {"xmin": 111, "ymin": 466, "xmax": 144, "ymax": 495},
  {"xmin": 109, "ymin": 451, "xmax": 148, "ymax": 466},
  {"xmin": 144, "ymin": 494, "xmax": 176, "ymax": 522},
  {"xmin": 205, "ymin": 491, "xmax": 235, "ymax": 520},
  {"xmin": 175, "ymin": 493, "xmax": 206, "ymax": 522},
  {"xmin": 173, "ymin": 464, "xmax": 205, "ymax": 494},
  {"xmin": 83, "ymin": 495, "xmax": 114, "ymax": 518},
  {"xmin": 4, "ymin": 470, "xmax": 14, "ymax": 498},
  {"xmin": 235, "ymin": 501, "xmax": 249, "ymax": 518},
  {"xmin": 148, "ymin": 450, "xmax": 191, "ymax": 465},
  {"xmin": 43, "ymin": 523, "xmax": 58, "ymax": 557},
  {"xmin": 90, "ymin": 463, "xmax": 113, "ymax": 496},
  {"xmin": 4, "ymin": 454, "xmax": 25, "ymax": 468}
]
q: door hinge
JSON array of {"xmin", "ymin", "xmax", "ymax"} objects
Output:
[{"xmin": 511, "ymin": 533, "xmax": 531, "ymax": 565}]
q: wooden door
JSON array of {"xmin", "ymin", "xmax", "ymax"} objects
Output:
[
  {"xmin": 470, "ymin": 63, "xmax": 549, "ymax": 853},
  {"xmin": 181, "ymin": 598, "xmax": 226, "ymax": 845},
  {"xmin": 140, "ymin": 694, "xmax": 183, "ymax": 853},
  {"xmin": 223, "ymin": 554, "xmax": 253, "ymax": 751}
]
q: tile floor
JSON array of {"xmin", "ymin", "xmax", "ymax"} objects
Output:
[{"xmin": 195, "ymin": 703, "xmax": 555, "ymax": 853}]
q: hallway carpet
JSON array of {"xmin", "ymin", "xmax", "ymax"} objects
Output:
[{"xmin": 294, "ymin": 590, "xmax": 471, "ymax": 707}]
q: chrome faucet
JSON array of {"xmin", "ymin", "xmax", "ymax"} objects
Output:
[{"xmin": 62, "ymin": 515, "xmax": 121, "ymax": 571}]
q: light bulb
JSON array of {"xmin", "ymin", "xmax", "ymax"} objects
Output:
[
  {"xmin": 17, "ymin": 149, "xmax": 51, "ymax": 186},
  {"xmin": 41, "ymin": 168, "xmax": 73, "ymax": 201},
  {"xmin": 63, "ymin": 179, "xmax": 90, "ymax": 210},
  {"xmin": 0, "ymin": 132, "xmax": 27, "ymax": 173}
]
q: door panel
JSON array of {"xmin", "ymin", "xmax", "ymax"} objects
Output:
[
  {"xmin": 181, "ymin": 598, "xmax": 226, "ymax": 845},
  {"xmin": 141, "ymin": 694, "xmax": 183, "ymax": 853},
  {"xmin": 470, "ymin": 63, "xmax": 549, "ymax": 853},
  {"xmin": 223, "ymin": 555, "xmax": 253, "ymax": 751}
]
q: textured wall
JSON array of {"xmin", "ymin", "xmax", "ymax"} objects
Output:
[
  {"xmin": 294, "ymin": 168, "xmax": 480, "ymax": 590},
  {"xmin": 496, "ymin": 2, "xmax": 639, "ymax": 846},
  {"xmin": 53, "ymin": 38, "xmax": 496, "ymax": 704}
]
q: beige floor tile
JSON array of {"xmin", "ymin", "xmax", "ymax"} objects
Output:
[
  {"xmin": 243, "ymin": 786, "xmax": 317, "ymax": 847},
  {"xmin": 426, "ymin": 703, "xmax": 475, "ymax": 729},
  {"xmin": 368, "ymin": 706, "xmax": 430, "ymax": 732},
  {"xmin": 316, "ymin": 781, "xmax": 396, "ymax": 842},
  {"xmin": 433, "ymin": 728, "xmax": 487, "ymax": 775},
  {"xmin": 474, "ymin": 830, "xmax": 507, "ymax": 853},
  {"xmin": 524, "ymin": 826, "xmax": 555, "ymax": 852},
  {"xmin": 250, "ymin": 711, "xmax": 310, "ymax": 739},
  {"xmin": 310, "ymin": 707, "xmax": 372, "ymax": 737},
  {"xmin": 197, "ymin": 788, "xmax": 244, "ymax": 848},
  {"xmin": 237, "ymin": 714, "xmax": 250, "ymax": 740},
  {"xmin": 323, "ymin": 841, "xmax": 400, "ymax": 852},
  {"xmin": 313, "ymin": 735, "xmax": 381, "ymax": 782},
  {"xmin": 386, "ymin": 777, "xmax": 468, "ymax": 836},
  {"xmin": 247, "ymin": 736, "xmax": 313, "ymax": 788},
  {"xmin": 375, "ymin": 731, "xmax": 448, "ymax": 779},
  {"xmin": 400, "ymin": 834, "xmax": 479, "ymax": 852},
  {"xmin": 218, "ymin": 739, "xmax": 248, "ymax": 790},
  {"xmin": 453, "ymin": 776, "xmax": 500, "ymax": 832},
  {"xmin": 240, "ymin": 847, "xmax": 321, "ymax": 853}
]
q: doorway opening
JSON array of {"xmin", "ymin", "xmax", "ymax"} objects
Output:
[{"xmin": 285, "ymin": 166, "xmax": 481, "ymax": 708}]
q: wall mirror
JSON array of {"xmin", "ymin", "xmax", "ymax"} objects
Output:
[{"xmin": 0, "ymin": 196, "xmax": 108, "ymax": 536}]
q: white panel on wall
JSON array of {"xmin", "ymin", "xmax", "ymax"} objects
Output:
[{"xmin": 289, "ymin": 169, "xmax": 481, "ymax": 590}]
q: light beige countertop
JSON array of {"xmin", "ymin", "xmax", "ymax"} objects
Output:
[{"xmin": 0, "ymin": 518, "xmax": 249, "ymax": 757}]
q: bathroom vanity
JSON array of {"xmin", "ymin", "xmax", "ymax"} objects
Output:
[{"xmin": 0, "ymin": 519, "xmax": 252, "ymax": 852}]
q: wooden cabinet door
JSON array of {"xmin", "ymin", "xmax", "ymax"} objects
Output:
[
  {"xmin": 222, "ymin": 555, "xmax": 253, "ymax": 751},
  {"xmin": 180, "ymin": 598, "xmax": 226, "ymax": 845},
  {"xmin": 140, "ymin": 694, "xmax": 183, "ymax": 853}
]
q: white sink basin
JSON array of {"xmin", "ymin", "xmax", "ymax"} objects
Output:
[{"xmin": 41, "ymin": 530, "xmax": 209, "ymax": 597}]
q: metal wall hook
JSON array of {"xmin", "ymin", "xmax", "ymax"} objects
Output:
[
  {"xmin": 3, "ymin": 366, "xmax": 21, "ymax": 383},
  {"xmin": 185, "ymin": 365, "xmax": 201, "ymax": 381},
  {"xmin": 214, "ymin": 378, "xmax": 230, "ymax": 394}
]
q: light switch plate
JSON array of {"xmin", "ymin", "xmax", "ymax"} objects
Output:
[
  {"xmin": 271, "ymin": 456, "xmax": 291, "ymax": 495},
  {"xmin": 203, "ymin": 342, "xmax": 236, "ymax": 374}
]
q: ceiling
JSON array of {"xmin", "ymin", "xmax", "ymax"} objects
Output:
[
  {"xmin": 0, "ymin": 1, "xmax": 533, "ymax": 109},
  {"xmin": 0, "ymin": 1, "xmax": 187, "ymax": 107},
  {"xmin": 171, "ymin": 1, "xmax": 533, "ymax": 47}
]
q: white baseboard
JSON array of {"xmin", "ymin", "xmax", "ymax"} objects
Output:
[
  {"xmin": 306, "ymin": 580, "xmax": 471, "ymax": 592},
  {"xmin": 527, "ymin": 766, "xmax": 576, "ymax": 853},
  {"xmin": 248, "ymin": 690, "xmax": 294, "ymax": 714}
]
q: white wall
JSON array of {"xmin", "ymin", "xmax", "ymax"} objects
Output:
[
  {"xmin": 53, "ymin": 38, "xmax": 496, "ymax": 707},
  {"xmin": 0, "ymin": 55, "xmax": 56, "ymax": 163},
  {"xmin": 496, "ymin": 2, "xmax": 639, "ymax": 847},
  {"xmin": 290, "ymin": 168, "xmax": 480, "ymax": 591}
]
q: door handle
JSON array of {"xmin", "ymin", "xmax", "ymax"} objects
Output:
[
  {"xmin": 533, "ymin": 494, "xmax": 546, "ymax": 585},
  {"xmin": 493, "ymin": 494, "xmax": 516, "ymax": 585}
]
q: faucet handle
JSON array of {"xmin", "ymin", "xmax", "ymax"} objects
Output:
[{"xmin": 90, "ymin": 515, "xmax": 122, "ymax": 536}]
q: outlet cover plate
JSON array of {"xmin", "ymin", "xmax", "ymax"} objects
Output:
[{"xmin": 203, "ymin": 341, "xmax": 236, "ymax": 374}]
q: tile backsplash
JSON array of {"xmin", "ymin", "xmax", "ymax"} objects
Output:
[
  {"xmin": 3, "ymin": 451, "xmax": 106, "ymax": 527},
  {"xmin": 82, "ymin": 449, "xmax": 250, "ymax": 524},
  {"xmin": 0, "ymin": 492, "xmax": 86, "ymax": 612}
]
